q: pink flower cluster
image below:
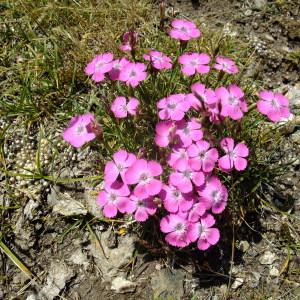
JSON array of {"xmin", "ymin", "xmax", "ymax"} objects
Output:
[
  {"xmin": 98, "ymin": 150, "xmax": 163, "ymax": 222},
  {"xmin": 85, "ymin": 52, "xmax": 147, "ymax": 87},
  {"xmin": 62, "ymin": 19, "xmax": 292, "ymax": 253},
  {"xmin": 156, "ymin": 83, "xmax": 248, "ymax": 124},
  {"xmin": 153, "ymin": 98, "xmax": 249, "ymax": 248}
]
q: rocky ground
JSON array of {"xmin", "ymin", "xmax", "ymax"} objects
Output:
[{"xmin": 1, "ymin": 1, "xmax": 300, "ymax": 299}]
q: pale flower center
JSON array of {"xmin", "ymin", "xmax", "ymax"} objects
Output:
[
  {"xmin": 179, "ymin": 150, "xmax": 187, "ymax": 159},
  {"xmin": 222, "ymin": 62, "xmax": 229, "ymax": 70},
  {"xmin": 212, "ymin": 190, "xmax": 222, "ymax": 203},
  {"xmin": 228, "ymin": 96, "xmax": 239, "ymax": 106},
  {"xmin": 109, "ymin": 193, "xmax": 117, "ymax": 202},
  {"xmin": 114, "ymin": 63, "xmax": 121, "ymax": 70},
  {"xmin": 175, "ymin": 222, "xmax": 186, "ymax": 233},
  {"xmin": 130, "ymin": 70, "xmax": 137, "ymax": 77},
  {"xmin": 183, "ymin": 169, "xmax": 192, "ymax": 178},
  {"xmin": 95, "ymin": 61, "xmax": 105, "ymax": 70},
  {"xmin": 140, "ymin": 173, "xmax": 150, "ymax": 183},
  {"xmin": 180, "ymin": 26, "xmax": 188, "ymax": 33},
  {"xmin": 117, "ymin": 164, "xmax": 124, "ymax": 172},
  {"xmin": 137, "ymin": 200, "xmax": 144, "ymax": 207},
  {"xmin": 199, "ymin": 224, "xmax": 208, "ymax": 238},
  {"xmin": 190, "ymin": 59, "xmax": 198, "ymax": 67},
  {"xmin": 167, "ymin": 103, "xmax": 177, "ymax": 109},
  {"xmin": 154, "ymin": 55, "xmax": 163, "ymax": 62},
  {"xmin": 172, "ymin": 190, "xmax": 181, "ymax": 198},
  {"xmin": 75, "ymin": 124, "xmax": 87, "ymax": 136},
  {"xmin": 199, "ymin": 151, "xmax": 206, "ymax": 160},
  {"xmin": 183, "ymin": 126, "xmax": 190, "ymax": 135},
  {"xmin": 228, "ymin": 150, "xmax": 237, "ymax": 159},
  {"xmin": 271, "ymin": 98, "xmax": 280, "ymax": 108}
]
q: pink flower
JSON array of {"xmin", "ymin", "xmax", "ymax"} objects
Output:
[
  {"xmin": 167, "ymin": 146, "xmax": 189, "ymax": 171},
  {"xmin": 188, "ymin": 213, "xmax": 220, "ymax": 250},
  {"xmin": 160, "ymin": 184, "xmax": 194, "ymax": 213},
  {"xmin": 109, "ymin": 58, "xmax": 130, "ymax": 80},
  {"xmin": 104, "ymin": 150, "xmax": 136, "ymax": 184},
  {"xmin": 184, "ymin": 93, "xmax": 202, "ymax": 110},
  {"xmin": 119, "ymin": 30, "xmax": 138, "ymax": 52},
  {"xmin": 143, "ymin": 50, "xmax": 172, "ymax": 70},
  {"xmin": 207, "ymin": 102, "xmax": 223, "ymax": 124},
  {"xmin": 218, "ymin": 137, "xmax": 249, "ymax": 172},
  {"xmin": 198, "ymin": 176, "xmax": 228, "ymax": 214},
  {"xmin": 214, "ymin": 56, "xmax": 238, "ymax": 74},
  {"xmin": 111, "ymin": 96, "xmax": 140, "ymax": 118},
  {"xmin": 169, "ymin": 166, "xmax": 205, "ymax": 193},
  {"xmin": 119, "ymin": 43, "xmax": 132, "ymax": 52},
  {"xmin": 85, "ymin": 53, "xmax": 113, "ymax": 82},
  {"xmin": 169, "ymin": 19, "xmax": 201, "ymax": 41},
  {"xmin": 216, "ymin": 85, "xmax": 248, "ymax": 120},
  {"xmin": 160, "ymin": 214, "xmax": 192, "ymax": 247},
  {"xmin": 188, "ymin": 140, "xmax": 219, "ymax": 172},
  {"xmin": 155, "ymin": 120, "xmax": 176, "ymax": 148},
  {"xmin": 97, "ymin": 182, "xmax": 132, "ymax": 218},
  {"xmin": 63, "ymin": 113, "xmax": 98, "ymax": 148},
  {"xmin": 125, "ymin": 159, "xmax": 163, "ymax": 199},
  {"xmin": 187, "ymin": 201, "xmax": 207, "ymax": 222},
  {"xmin": 257, "ymin": 91, "xmax": 290, "ymax": 122},
  {"xmin": 191, "ymin": 83, "xmax": 218, "ymax": 105},
  {"xmin": 178, "ymin": 53, "xmax": 210, "ymax": 76},
  {"xmin": 129, "ymin": 195, "xmax": 157, "ymax": 222},
  {"xmin": 175, "ymin": 119, "xmax": 203, "ymax": 147},
  {"xmin": 157, "ymin": 94, "xmax": 190, "ymax": 121},
  {"xmin": 119, "ymin": 62, "xmax": 147, "ymax": 87}
]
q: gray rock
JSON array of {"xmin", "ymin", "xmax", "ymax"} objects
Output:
[
  {"xmin": 67, "ymin": 248, "xmax": 89, "ymax": 270},
  {"xmin": 259, "ymin": 251, "xmax": 278, "ymax": 265},
  {"xmin": 87, "ymin": 230, "xmax": 135, "ymax": 280},
  {"xmin": 49, "ymin": 187, "xmax": 88, "ymax": 216},
  {"xmin": 151, "ymin": 268, "xmax": 185, "ymax": 300},
  {"xmin": 231, "ymin": 265, "xmax": 240, "ymax": 275},
  {"xmin": 239, "ymin": 240, "xmax": 250, "ymax": 252},
  {"xmin": 84, "ymin": 188, "xmax": 103, "ymax": 218},
  {"xmin": 14, "ymin": 213, "xmax": 35, "ymax": 251},
  {"xmin": 248, "ymin": 271, "xmax": 261, "ymax": 288},
  {"xmin": 269, "ymin": 266, "xmax": 279, "ymax": 277},
  {"xmin": 253, "ymin": 0, "xmax": 267, "ymax": 10},
  {"xmin": 231, "ymin": 277, "xmax": 244, "ymax": 290},
  {"xmin": 23, "ymin": 199, "xmax": 39, "ymax": 220},
  {"xmin": 111, "ymin": 277, "xmax": 136, "ymax": 293},
  {"xmin": 286, "ymin": 84, "xmax": 300, "ymax": 111},
  {"xmin": 52, "ymin": 196, "xmax": 87, "ymax": 216},
  {"xmin": 291, "ymin": 130, "xmax": 300, "ymax": 145},
  {"xmin": 26, "ymin": 294, "xmax": 38, "ymax": 300},
  {"xmin": 47, "ymin": 186, "xmax": 61, "ymax": 206},
  {"xmin": 39, "ymin": 261, "xmax": 74, "ymax": 300},
  {"xmin": 263, "ymin": 33, "xmax": 275, "ymax": 42},
  {"xmin": 244, "ymin": 9, "xmax": 252, "ymax": 16}
]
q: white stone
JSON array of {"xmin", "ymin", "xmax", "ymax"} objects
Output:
[
  {"xmin": 259, "ymin": 251, "xmax": 278, "ymax": 265},
  {"xmin": 231, "ymin": 277, "xmax": 244, "ymax": 290},
  {"xmin": 239, "ymin": 240, "xmax": 250, "ymax": 252},
  {"xmin": 269, "ymin": 266, "xmax": 279, "ymax": 277},
  {"xmin": 23, "ymin": 199, "xmax": 39, "ymax": 220},
  {"xmin": 111, "ymin": 277, "xmax": 136, "ymax": 293}
]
